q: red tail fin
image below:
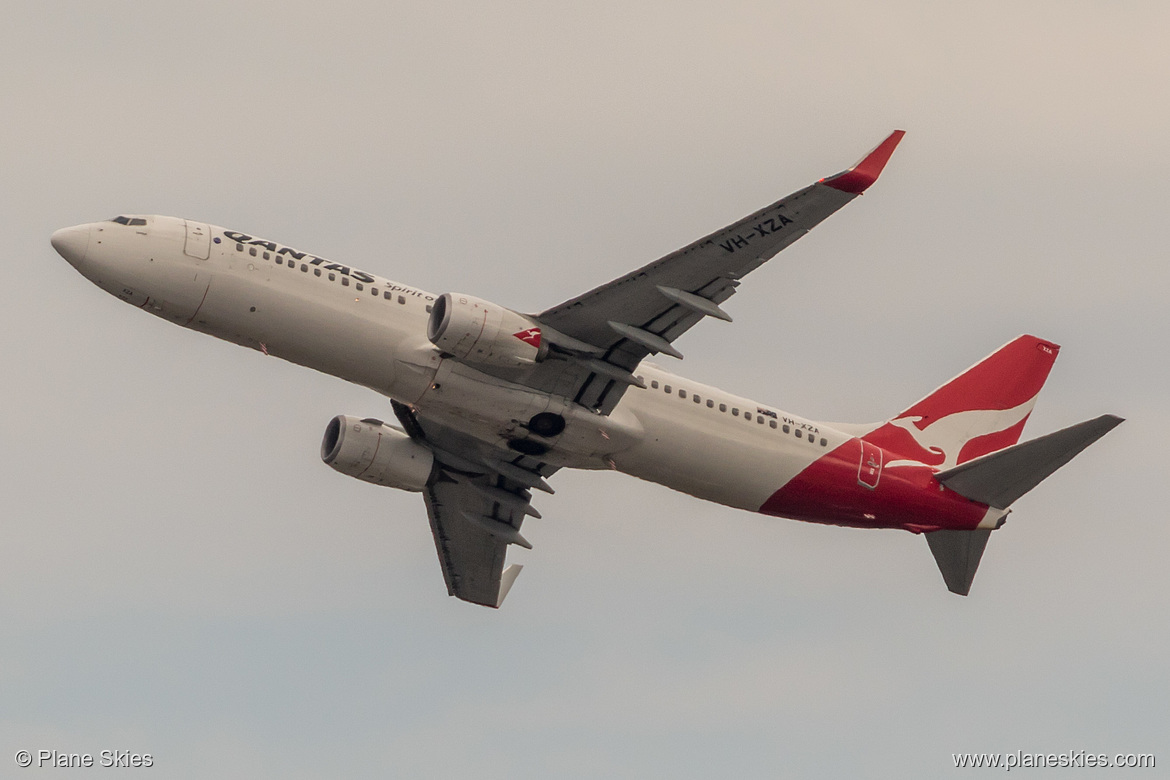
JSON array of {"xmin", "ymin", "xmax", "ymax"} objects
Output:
[{"xmin": 864, "ymin": 335, "xmax": 1060, "ymax": 469}]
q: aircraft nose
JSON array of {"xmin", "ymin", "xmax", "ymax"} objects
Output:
[{"xmin": 51, "ymin": 224, "xmax": 91, "ymax": 267}]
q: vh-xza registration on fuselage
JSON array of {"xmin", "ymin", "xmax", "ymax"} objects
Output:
[{"xmin": 51, "ymin": 131, "xmax": 1122, "ymax": 607}]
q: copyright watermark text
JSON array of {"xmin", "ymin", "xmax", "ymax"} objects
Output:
[
  {"xmin": 14, "ymin": 750, "xmax": 153, "ymax": 769},
  {"xmin": 953, "ymin": 750, "xmax": 1155, "ymax": 770}
]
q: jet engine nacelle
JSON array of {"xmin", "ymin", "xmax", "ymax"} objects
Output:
[
  {"xmin": 427, "ymin": 292, "xmax": 547, "ymax": 368},
  {"xmin": 320, "ymin": 415, "xmax": 434, "ymax": 491}
]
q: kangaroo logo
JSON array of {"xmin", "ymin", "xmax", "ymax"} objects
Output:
[
  {"xmin": 513, "ymin": 328, "xmax": 541, "ymax": 348},
  {"xmin": 883, "ymin": 398, "xmax": 1036, "ymax": 470}
]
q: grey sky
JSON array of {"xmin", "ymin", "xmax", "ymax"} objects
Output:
[{"xmin": 2, "ymin": 2, "xmax": 1166, "ymax": 777}]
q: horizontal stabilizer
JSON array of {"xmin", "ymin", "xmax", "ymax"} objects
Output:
[
  {"xmin": 935, "ymin": 415, "xmax": 1123, "ymax": 509},
  {"xmin": 926, "ymin": 529, "xmax": 992, "ymax": 596}
]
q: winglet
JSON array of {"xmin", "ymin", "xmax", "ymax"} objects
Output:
[
  {"xmin": 820, "ymin": 130, "xmax": 906, "ymax": 194},
  {"xmin": 496, "ymin": 564, "xmax": 523, "ymax": 607}
]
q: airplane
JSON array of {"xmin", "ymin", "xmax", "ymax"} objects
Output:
[{"xmin": 50, "ymin": 131, "xmax": 1122, "ymax": 608}]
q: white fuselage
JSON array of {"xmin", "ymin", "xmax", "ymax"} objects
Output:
[{"xmin": 55, "ymin": 215, "xmax": 850, "ymax": 514}]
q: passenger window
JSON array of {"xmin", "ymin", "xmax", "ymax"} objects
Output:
[
  {"xmin": 795, "ymin": 430, "xmax": 802, "ymax": 438},
  {"xmin": 745, "ymin": 412, "xmax": 752, "ymax": 421},
  {"xmin": 355, "ymin": 283, "xmax": 363, "ymax": 291},
  {"xmin": 651, "ymin": 380, "xmax": 659, "ymax": 389},
  {"xmin": 371, "ymin": 288, "xmax": 378, "ymax": 296},
  {"xmin": 664, "ymin": 385, "xmax": 672, "ymax": 394},
  {"xmin": 678, "ymin": 389, "xmax": 686, "ymax": 399},
  {"xmin": 783, "ymin": 425, "xmax": 790, "ymax": 434},
  {"xmin": 426, "ymin": 305, "xmax": 432, "ymax": 313},
  {"xmin": 328, "ymin": 273, "xmax": 336, "ymax": 281},
  {"xmin": 757, "ymin": 416, "xmax": 764, "ymax": 424},
  {"xmin": 301, "ymin": 264, "xmax": 308, "ymax": 272},
  {"xmin": 820, "ymin": 438, "xmax": 827, "ymax": 446},
  {"xmin": 769, "ymin": 420, "xmax": 777, "ymax": 429},
  {"xmin": 276, "ymin": 257, "xmax": 283, "ymax": 264},
  {"xmin": 249, "ymin": 247, "xmax": 257, "ymax": 256},
  {"xmin": 693, "ymin": 395, "xmax": 701, "ymax": 404},
  {"xmin": 342, "ymin": 277, "xmax": 350, "ymax": 286},
  {"xmin": 719, "ymin": 403, "xmax": 727, "ymax": 412},
  {"xmin": 263, "ymin": 251, "xmax": 270, "ymax": 260},
  {"xmin": 732, "ymin": 408, "xmax": 739, "ymax": 416},
  {"xmin": 398, "ymin": 295, "xmax": 406, "ymax": 304},
  {"xmin": 236, "ymin": 243, "xmax": 243, "ymax": 251},
  {"xmin": 314, "ymin": 269, "xmax": 321, "ymax": 276},
  {"xmin": 383, "ymin": 291, "xmax": 392, "ymax": 299},
  {"xmin": 706, "ymin": 399, "xmax": 714, "ymax": 408}
]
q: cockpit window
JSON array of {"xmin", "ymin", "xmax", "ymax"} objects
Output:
[{"xmin": 108, "ymin": 216, "xmax": 147, "ymax": 226}]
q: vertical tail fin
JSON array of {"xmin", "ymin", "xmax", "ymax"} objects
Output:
[{"xmin": 864, "ymin": 335, "xmax": 1061, "ymax": 469}]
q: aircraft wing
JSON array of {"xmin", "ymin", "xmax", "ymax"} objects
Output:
[
  {"xmin": 422, "ymin": 478, "xmax": 526, "ymax": 608},
  {"xmin": 393, "ymin": 401, "xmax": 553, "ymax": 608},
  {"xmin": 524, "ymin": 130, "xmax": 905, "ymax": 414}
]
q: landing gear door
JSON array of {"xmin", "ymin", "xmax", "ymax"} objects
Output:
[
  {"xmin": 184, "ymin": 220, "xmax": 211, "ymax": 260},
  {"xmin": 858, "ymin": 440, "xmax": 883, "ymax": 489}
]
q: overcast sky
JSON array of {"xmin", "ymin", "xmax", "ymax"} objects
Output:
[{"xmin": 2, "ymin": 2, "xmax": 1166, "ymax": 777}]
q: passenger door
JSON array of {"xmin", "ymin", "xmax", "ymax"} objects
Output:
[
  {"xmin": 858, "ymin": 440, "xmax": 883, "ymax": 489},
  {"xmin": 183, "ymin": 220, "xmax": 211, "ymax": 260}
]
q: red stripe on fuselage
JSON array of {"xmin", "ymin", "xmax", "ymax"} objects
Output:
[{"xmin": 758, "ymin": 439, "xmax": 989, "ymax": 532}]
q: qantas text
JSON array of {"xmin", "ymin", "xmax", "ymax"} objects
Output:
[{"xmin": 222, "ymin": 230, "xmax": 432, "ymax": 299}]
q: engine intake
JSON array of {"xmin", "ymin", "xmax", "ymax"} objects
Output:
[
  {"xmin": 321, "ymin": 415, "xmax": 434, "ymax": 491},
  {"xmin": 427, "ymin": 292, "xmax": 547, "ymax": 368}
]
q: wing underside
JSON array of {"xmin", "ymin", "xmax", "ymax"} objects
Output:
[
  {"xmin": 423, "ymin": 476, "xmax": 522, "ymax": 608},
  {"xmin": 394, "ymin": 401, "xmax": 552, "ymax": 608}
]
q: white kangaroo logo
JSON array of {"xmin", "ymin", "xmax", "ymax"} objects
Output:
[{"xmin": 883, "ymin": 397, "xmax": 1036, "ymax": 470}]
